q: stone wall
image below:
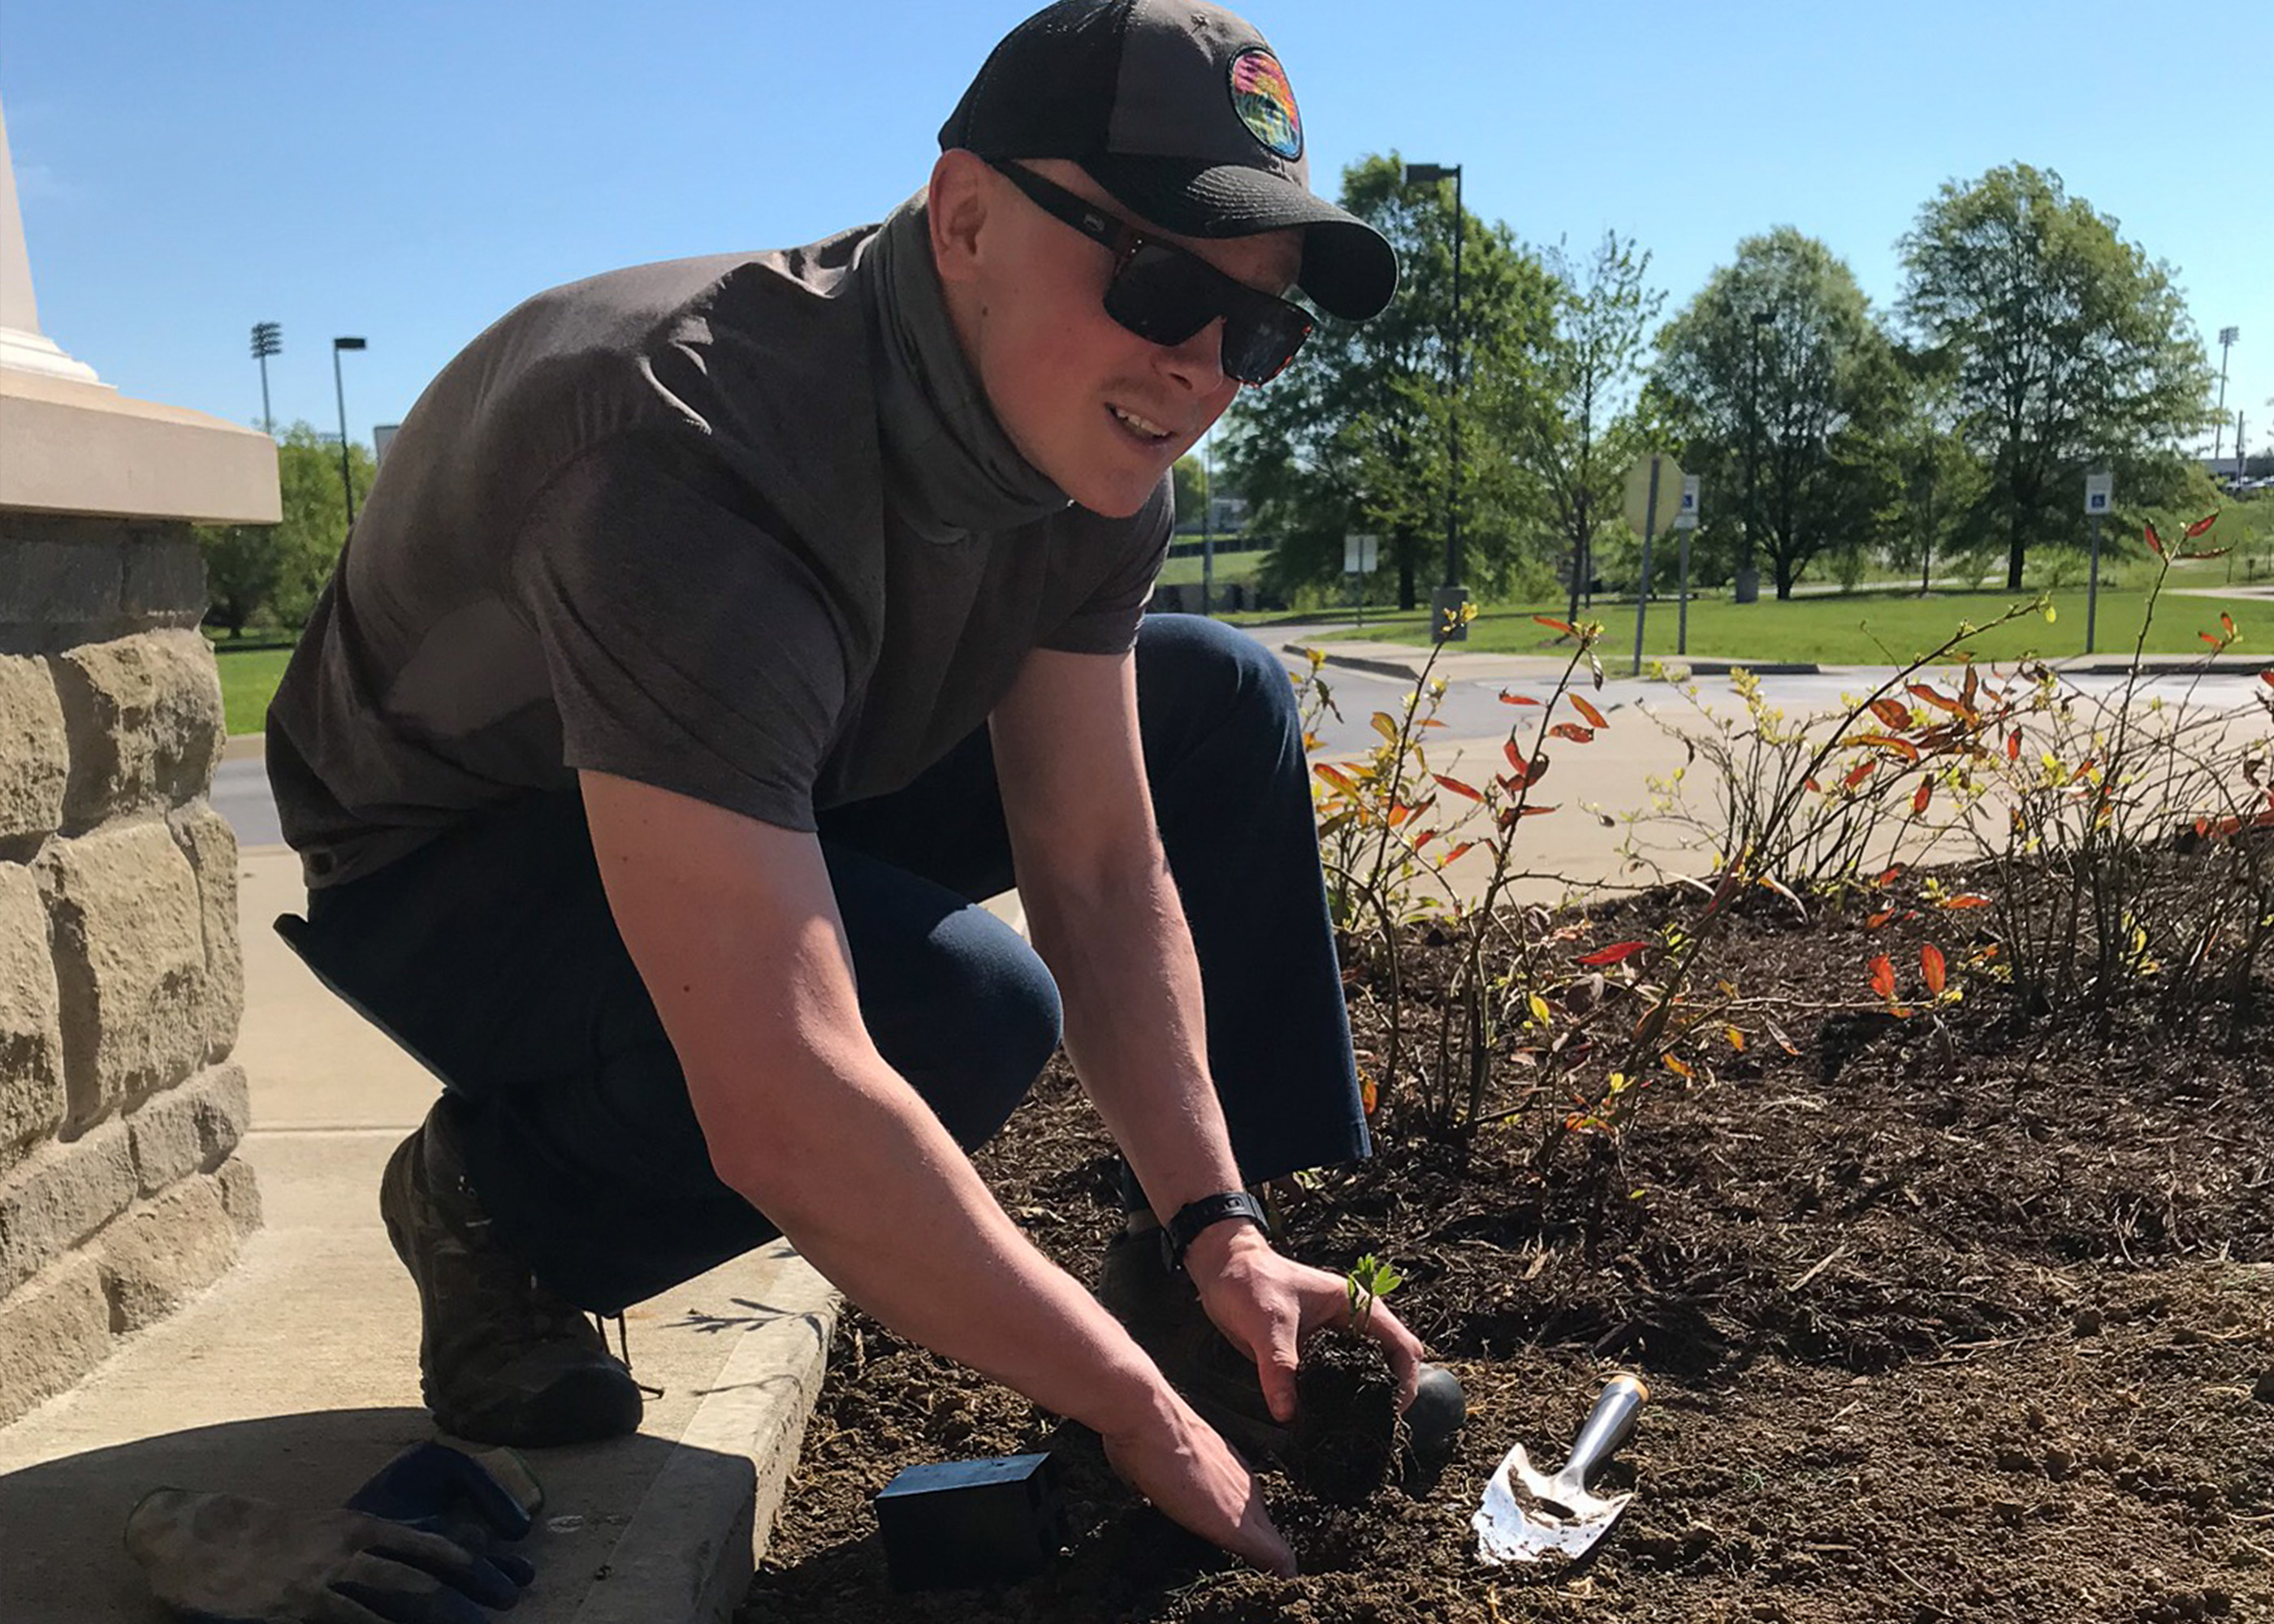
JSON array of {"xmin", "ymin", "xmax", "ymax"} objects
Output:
[{"xmin": 0, "ymin": 513, "xmax": 260, "ymax": 1426}]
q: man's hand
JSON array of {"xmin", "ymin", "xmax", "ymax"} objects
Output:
[
  {"xmin": 1183, "ymin": 1223, "xmax": 1427, "ymax": 1427},
  {"xmin": 1095, "ymin": 1384, "xmax": 1295, "ymax": 1577}
]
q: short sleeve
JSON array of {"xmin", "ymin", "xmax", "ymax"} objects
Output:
[
  {"xmin": 1039, "ymin": 476, "xmax": 1172, "ymax": 656},
  {"xmin": 510, "ymin": 432, "xmax": 854, "ymax": 831}
]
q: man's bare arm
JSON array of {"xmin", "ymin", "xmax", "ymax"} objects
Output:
[
  {"xmin": 576, "ymin": 767, "xmax": 1291, "ymax": 1572},
  {"xmin": 987, "ymin": 648, "xmax": 1424, "ymax": 1420}
]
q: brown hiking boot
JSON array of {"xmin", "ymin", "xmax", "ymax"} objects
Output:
[
  {"xmin": 380, "ymin": 1099, "xmax": 643, "ymax": 1447},
  {"xmin": 1096, "ymin": 1226, "xmax": 1467, "ymax": 1462}
]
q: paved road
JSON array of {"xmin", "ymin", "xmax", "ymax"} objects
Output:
[
  {"xmin": 1282, "ymin": 654, "xmax": 2274, "ymax": 762},
  {"xmin": 210, "ymin": 635, "xmax": 2270, "ymax": 856}
]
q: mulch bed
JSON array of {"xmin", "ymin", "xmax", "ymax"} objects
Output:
[{"xmin": 743, "ymin": 875, "xmax": 2274, "ymax": 1623}]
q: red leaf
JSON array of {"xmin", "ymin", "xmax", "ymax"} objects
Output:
[
  {"xmin": 1360, "ymin": 1075, "xmax": 1378, "ymax": 1116},
  {"xmin": 1866, "ymin": 909, "xmax": 1897, "ymax": 930},
  {"xmin": 2185, "ymin": 512, "xmax": 2220, "ymax": 538},
  {"xmin": 1578, "ymin": 940, "xmax": 1650, "ymax": 967},
  {"xmin": 1549, "ymin": 723, "xmax": 1596, "ymax": 744},
  {"xmin": 1913, "ymin": 778, "xmax": 1934, "ymax": 814},
  {"xmin": 1534, "ymin": 615, "xmax": 1576, "ymax": 636},
  {"xmin": 1570, "ymin": 695, "xmax": 1610, "ymax": 729},
  {"xmin": 1908, "ymin": 683, "xmax": 1961, "ymax": 715},
  {"xmin": 1870, "ymin": 698, "xmax": 1912, "ymax": 729},
  {"xmin": 2263, "ymin": 671, "xmax": 2274, "ymax": 689},
  {"xmin": 2005, "ymin": 730, "xmax": 2022, "ymax": 762},
  {"xmin": 1433, "ymin": 773, "xmax": 1484, "ymax": 801},
  {"xmin": 1442, "ymin": 841, "xmax": 1475, "ymax": 863},
  {"xmin": 1504, "ymin": 739, "xmax": 1529, "ymax": 782},
  {"xmin": 1499, "ymin": 691, "xmax": 1542, "ymax": 706},
  {"xmin": 2222, "ymin": 613, "xmax": 2237, "ymax": 639},
  {"xmin": 1940, "ymin": 893, "xmax": 1992, "ymax": 909},
  {"xmin": 1313, "ymin": 762, "xmax": 1358, "ymax": 793},
  {"xmin": 1805, "ymin": 776, "xmax": 1822, "ymax": 793},
  {"xmin": 1853, "ymin": 732, "xmax": 1922, "ymax": 762},
  {"xmin": 2145, "ymin": 521, "xmax": 2164, "ymax": 557},
  {"xmin": 1515, "ymin": 804, "xmax": 1559, "ymax": 818},
  {"xmin": 2203, "ymin": 631, "xmax": 2223, "ymax": 648},
  {"xmin": 1921, "ymin": 943, "xmax": 1947, "ymax": 997},
  {"xmin": 1869, "ymin": 956, "xmax": 1898, "ymax": 1000},
  {"xmin": 1842, "ymin": 762, "xmax": 1876, "ymax": 791},
  {"xmin": 1876, "ymin": 865, "xmax": 1907, "ymax": 886}
]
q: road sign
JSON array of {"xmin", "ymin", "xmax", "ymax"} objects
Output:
[
  {"xmin": 1343, "ymin": 533, "xmax": 1380, "ymax": 575},
  {"xmin": 2084, "ymin": 472, "xmax": 2113, "ymax": 516},
  {"xmin": 1622, "ymin": 455, "xmax": 1686, "ymax": 537},
  {"xmin": 1674, "ymin": 474, "xmax": 1701, "ymax": 531}
]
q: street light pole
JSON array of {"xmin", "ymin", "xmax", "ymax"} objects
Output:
[
  {"xmin": 1740, "ymin": 308, "xmax": 1773, "ymax": 603},
  {"xmin": 2211, "ymin": 326, "xmax": 2239, "ymax": 469},
  {"xmin": 331, "ymin": 336, "xmax": 367, "ymax": 529},
  {"xmin": 1403, "ymin": 160, "xmax": 1465, "ymax": 640},
  {"xmin": 249, "ymin": 322, "xmax": 281, "ymax": 436}
]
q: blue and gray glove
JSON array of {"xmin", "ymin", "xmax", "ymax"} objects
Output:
[{"xmin": 124, "ymin": 1442, "xmax": 543, "ymax": 1623}]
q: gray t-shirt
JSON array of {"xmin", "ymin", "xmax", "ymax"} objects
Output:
[{"xmin": 268, "ymin": 198, "xmax": 1168, "ymax": 888}]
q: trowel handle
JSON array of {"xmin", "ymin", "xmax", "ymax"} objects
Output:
[{"xmin": 1565, "ymin": 1373, "xmax": 1649, "ymax": 1487}]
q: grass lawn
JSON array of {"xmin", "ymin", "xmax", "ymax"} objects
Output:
[
  {"xmin": 1338, "ymin": 577, "xmax": 2274, "ymax": 667},
  {"xmin": 210, "ymin": 642, "xmax": 295, "ymax": 736},
  {"xmin": 1155, "ymin": 548, "xmax": 1265, "ymax": 589}
]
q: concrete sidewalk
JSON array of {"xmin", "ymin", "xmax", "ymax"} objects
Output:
[{"xmin": 0, "ymin": 843, "xmax": 839, "ymax": 1624}]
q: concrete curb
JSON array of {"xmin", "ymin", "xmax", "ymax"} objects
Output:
[
  {"xmin": 1284, "ymin": 641, "xmax": 1824, "ymax": 684},
  {"xmin": 575, "ymin": 1244, "xmax": 839, "ymax": 1624}
]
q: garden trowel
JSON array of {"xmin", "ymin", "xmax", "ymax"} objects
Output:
[{"xmin": 1473, "ymin": 1372, "xmax": 1649, "ymax": 1565}]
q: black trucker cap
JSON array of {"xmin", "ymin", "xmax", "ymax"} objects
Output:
[{"xmin": 940, "ymin": 0, "xmax": 1398, "ymax": 322}]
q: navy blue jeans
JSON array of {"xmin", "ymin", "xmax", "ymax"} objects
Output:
[{"xmin": 290, "ymin": 615, "xmax": 1365, "ymax": 1313}]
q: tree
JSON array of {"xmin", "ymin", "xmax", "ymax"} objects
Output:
[
  {"xmin": 198, "ymin": 522, "xmax": 285, "ymax": 637},
  {"xmin": 1652, "ymin": 229, "xmax": 1906, "ymax": 598},
  {"xmin": 1477, "ymin": 231, "xmax": 1663, "ymax": 620},
  {"xmin": 1223, "ymin": 153, "xmax": 1559, "ymax": 610},
  {"xmin": 1172, "ymin": 454, "xmax": 1208, "ymax": 529},
  {"xmin": 1876, "ymin": 344, "xmax": 1991, "ymax": 594},
  {"xmin": 1898, "ymin": 164, "xmax": 2213, "ymax": 590}
]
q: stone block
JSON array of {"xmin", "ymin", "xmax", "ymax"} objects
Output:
[
  {"xmin": 0, "ymin": 654, "xmax": 67, "ymax": 844},
  {"xmin": 0, "ymin": 1119, "xmax": 134, "ymax": 1297},
  {"xmin": 0, "ymin": 529, "xmax": 123, "ymax": 636},
  {"xmin": 214, "ymin": 1154, "xmax": 262, "ymax": 1238},
  {"xmin": 0, "ymin": 1255, "xmax": 110, "ymax": 1430},
  {"xmin": 53, "ymin": 629, "xmax": 224, "ymax": 828},
  {"xmin": 170, "ymin": 801, "xmax": 244, "ymax": 1063},
  {"xmin": 0, "ymin": 865, "xmax": 66, "ymax": 1168},
  {"xmin": 94, "ymin": 1173, "xmax": 240, "ymax": 1332},
  {"xmin": 124, "ymin": 1063, "xmax": 249, "ymax": 1196},
  {"xmin": 120, "ymin": 528, "xmax": 207, "ymax": 620},
  {"xmin": 37, "ymin": 824, "xmax": 207, "ymax": 1124}
]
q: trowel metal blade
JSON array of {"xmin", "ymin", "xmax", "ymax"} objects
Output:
[{"xmin": 1473, "ymin": 1442, "xmax": 1634, "ymax": 1565}]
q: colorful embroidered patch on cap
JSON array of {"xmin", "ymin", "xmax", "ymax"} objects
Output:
[{"xmin": 1228, "ymin": 48, "xmax": 1302, "ymax": 162}]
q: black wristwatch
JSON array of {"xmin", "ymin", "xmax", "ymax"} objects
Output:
[{"xmin": 1163, "ymin": 1191, "xmax": 1269, "ymax": 1272}]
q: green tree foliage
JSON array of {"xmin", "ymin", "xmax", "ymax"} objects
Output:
[
  {"xmin": 1222, "ymin": 154, "xmax": 1559, "ymax": 610},
  {"xmin": 199, "ymin": 422, "xmax": 375, "ymax": 635},
  {"xmin": 1172, "ymin": 453, "xmax": 1208, "ymax": 530},
  {"xmin": 1877, "ymin": 344, "xmax": 1993, "ymax": 592},
  {"xmin": 1652, "ymin": 229, "xmax": 1906, "ymax": 599},
  {"xmin": 1897, "ymin": 164, "xmax": 2213, "ymax": 590},
  {"xmin": 1476, "ymin": 231, "xmax": 1665, "ymax": 619}
]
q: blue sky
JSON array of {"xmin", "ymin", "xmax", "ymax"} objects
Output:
[{"xmin": 5, "ymin": 1, "xmax": 2267, "ymax": 462}]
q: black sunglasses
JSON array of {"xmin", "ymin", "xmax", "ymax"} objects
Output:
[{"xmin": 987, "ymin": 160, "xmax": 1314, "ymax": 385}]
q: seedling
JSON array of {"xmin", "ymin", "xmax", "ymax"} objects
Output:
[{"xmin": 1346, "ymin": 1253, "xmax": 1403, "ymax": 1332}]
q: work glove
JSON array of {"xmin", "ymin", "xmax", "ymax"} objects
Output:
[{"xmin": 124, "ymin": 1443, "xmax": 543, "ymax": 1623}]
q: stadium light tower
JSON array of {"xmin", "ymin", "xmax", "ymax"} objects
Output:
[{"xmin": 249, "ymin": 322, "xmax": 281, "ymax": 436}]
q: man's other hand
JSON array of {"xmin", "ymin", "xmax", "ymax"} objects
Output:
[{"xmin": 1183, "ymin": 1223, "xmax": 1426, "ymax": 1427}]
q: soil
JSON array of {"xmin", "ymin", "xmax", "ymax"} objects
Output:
[{"xmin": 742, "ymin": 875, "xmax": 2274, "ymax": 1623}]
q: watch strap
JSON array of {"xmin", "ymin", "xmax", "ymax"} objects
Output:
[{"xmin": 1163, "ymin": 1191, "xmax": 1269, "ymax": 1271}]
